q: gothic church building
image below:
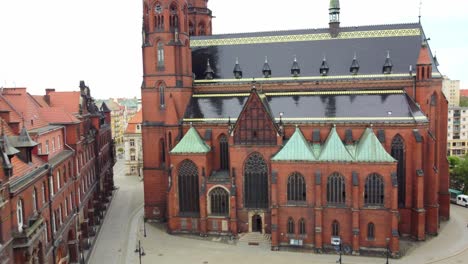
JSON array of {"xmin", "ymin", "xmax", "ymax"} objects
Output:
[{"xmin": 141, "ymin": 0, "xmax": 449, "ymax": 256}]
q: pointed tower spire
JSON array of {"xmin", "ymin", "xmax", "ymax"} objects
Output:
[
  {"xmin": 329, "ymin": 0, "xmax": 340, "ymax": 37},
  {"xmin": 204, "ymin": 59, "xmax": 215, "ymax": 80},
  {"xmin": 262, "ymin": 56, "xmax": 272, "ymax": 78},
  {"xmin": 350, "ymin": 52, "xmax": 360, "ymax": 75},
  {"xmin": 320, "ymin": 54, "xmax": 330, "ymax": 76},
  {"xmin": 291, "ymin": 56, "xmax": 301, "ymax": 77},
  {"xmin": 383, "ymin": 50, "xmax": 393, "ymax": 74},
  {"xmin": 233, "ymin": 57, "xmax": 243, "ymax": 79}
]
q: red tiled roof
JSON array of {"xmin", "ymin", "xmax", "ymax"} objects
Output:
[
  {"xmin": 460, "ymin": 90, "xmax": 468, "ymax": 97},
  {"xmin": 39, "ymin": 107, "xmax": 80, "ymax": 124},
  {"xmin": 48, "ymin": 91, "xmax": 81, "ymax": 114},
  {"xmin": 31, "ymin": 95, "xmax": 49, "ymax": 107},
  {"xmin": 10, "ymin": 155, "xmax": 45, "ymax": 179},
  {"xmin": 0, "ymin": 96, "xmax": 22, "ymax": 124},
  {"xmin": 125, "ymin": 109, "xmax": 142, "ymax": 134}
]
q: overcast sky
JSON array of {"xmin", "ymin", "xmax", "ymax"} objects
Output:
[{"xmin": 0, "ymin": 0, "xmax": 466, "ymax": 99}]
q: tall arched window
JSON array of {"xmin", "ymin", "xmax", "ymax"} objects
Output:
[
  {"xmin": 33, "ymin": 188, "xmax": 38, "ymax": 213},
  {"xmin": 332, "ymin": 220, "xmax": 340, "ymax": 237},
  {"xmin": 154, "ymin": 3, "xmax": 164, "ymax": 31},
  {"xmin": 157, "ymin": 42, "xmax": 165, "ymax": 69},
  {"xmin": 159, "ymin": 83, "xmax": 165, "ymax": 108},
  {"xmin": 287, "ymin": 218, "xmax": 295, "ymax": 234},
  {"xmin": 244, "ymin": 153, "xmax": 268, "ymax": 209},
  {"xmin": 178, "ymin": 160, "xmax": 200, "ymax": 214},
  {"xmin": 56, "ymin": 170, "xmax": 61, "ymax": 190},
  {"xmin": 189, "ymin": 21, "xmax": 194, "ymax": 35},
  {"xmin": 169, "ymin": 4, "xmax": 179, "ymax": 32},
  {"xmin": 209, "ymin": 187, "xmax": 229, "ymax": 216},
  {"xmin": 198, "ymin": 22, "xmax": 206, "ymax": 35},
  {"xmin": 299, "ymin": 218, "xmax": 306, "ymax": 235},
  {"xmin": 159, "ymin": 138, "xmax": 166, "ymax": 166},
  {"xmin": 287, "ymin": 172, "xmax": 306, "ymax": 202},
  {"xmin": 367, "ymin": 222, "xmax": 375, "ymax": 240},
  {"xmin": 327, "ymin": 172, "xmax": 346, "ymax": 205},
  {"xmin": 219, "ymin": 135, "xmax": 229, "ymax": 170},
  {"xmin": 364, "ymin": 173, "xmax": 385, "ymax": 206},
  {"xmin": 391, "ymin": 135, "xmax": 405, "ymax": 207},
  {"xmin": 17, "ymin": 199, "xmax": 24, "ymax": 232}
]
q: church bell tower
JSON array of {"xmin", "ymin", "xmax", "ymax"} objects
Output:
[{"xmin": 141, "ymin": 0, "xmax": 196, "ymax": 221}]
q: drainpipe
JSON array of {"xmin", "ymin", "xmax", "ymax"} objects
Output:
[{"xmin": 47, "ymin": 165, "xmax": 56, "ymax": 263}]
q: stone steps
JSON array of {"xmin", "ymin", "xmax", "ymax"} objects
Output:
[{"xmin": 238, "ymin": 233, "xmax": 271, "ymax": 245}]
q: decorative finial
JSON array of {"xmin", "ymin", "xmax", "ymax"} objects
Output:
[
  {"xmin": 265, "ymin": 56, "xmax": 268, "ymax": 63},
  {"xmin": 419, "ymin": 0, "xmax": 423, "ymax": 24}
]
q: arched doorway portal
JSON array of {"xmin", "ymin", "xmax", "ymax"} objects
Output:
[{"xmin": 252, "ymin": 214, "xmax": 262, "ymax": 233}]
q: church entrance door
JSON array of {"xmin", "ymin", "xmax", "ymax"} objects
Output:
[{"xmin": 252, "ymin": 214, "xmax": 262, "ymax": 233}]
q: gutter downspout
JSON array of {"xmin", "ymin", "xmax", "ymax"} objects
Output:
[{"xmin": 47, "ymin": 165, "xmax": 56, "ymax": 263}]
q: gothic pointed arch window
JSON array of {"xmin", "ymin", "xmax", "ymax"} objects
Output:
[
  {"xmin": 367, "ymin": 222, "xmax": 375, "ymax": 240},
  {"xmin": 198, "ymin": 22, "xmax": 206, "ymax": 36},
  {"xmin": 178, "ymin": 160, "xmax": 200, "ymax": 215},
  {"xmin": 17, "ymin": 199, "xmax": 24, "ymax": 232},
  {"xmin": 209, "ymin": 187, "xmax": 229, "ymax": 216},
  {"xmin": 189, "ymin": 21, "xmax": 195, "ymax": 35},
  {"xmin": 287, "ymin": 172, "xmax": 306, "ymax": 202},
  {"xmin": 169, "ymin": 4, "xmax": 179, "ymax": 32},
  {"xmin": 154, "ymin": 3, "xmax": 164, "ymax": 31},
  {"xmin": 159, "ymin": 138, "xmax": 166, "ymax": 166},
  {"xmin": 157, "ymin": 42, "xmax": 165, "ymax": 70},
  {"xmin": 287, "ymin": 217, "xmax": 295, "ymax": 234},
  {"xmin": 219, "ymin": 134, "xmax": 229, "ymax": 171},
  {"xmin": 391, "ymin": 135, "xmax": 406, "ymax": 207},
  {"xmin": 364, "ymin": 173, "xmax": 385, "ymax": 206},
  {"xmin": 299, "ymin": 218, "xmax": 306, "ymax": 235},
  {"xmin": 244, "ymin": 153, "xmax": 268, "ymax": 209},
  {"xmin": 327, "ymin": 172, "xmax": 346, "ymax": 205},
  {"xmin": 159, "ymin": 83, "xmax": 165, "ymax": 108},
  {"xmin": 332, "ymin": 220, "xmax": 340, "ymax": 237}
]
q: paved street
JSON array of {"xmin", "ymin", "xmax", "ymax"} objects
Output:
[
  {"xmin": 88, "ymin": 159, "xmax": 144, "ymax": 264},
  {"xmin": 91, "ymin": 159, "xmax": 468, "ymax": 264}
]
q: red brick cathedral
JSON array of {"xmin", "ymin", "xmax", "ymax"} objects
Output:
[{"xmin": 141, "ymin": 0, "xmax": 449, "ymax": 256}]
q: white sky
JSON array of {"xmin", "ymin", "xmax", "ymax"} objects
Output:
[{"xmin": 0, "ymin": 0, "xmax": 467, "ymax": 99}]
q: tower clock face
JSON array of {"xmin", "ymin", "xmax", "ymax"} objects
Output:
[{"xmin": 155, "ymin": 4, "xmax": 162, "ymax": 14}]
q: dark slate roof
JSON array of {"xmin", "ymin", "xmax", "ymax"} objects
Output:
[
  {"xmin": 183, "ymin": 90, "xmax": 427, "ymax": 124},
  {"xmin": 191, "ymin": 23, "xmax": 440, "ymax": 81}
]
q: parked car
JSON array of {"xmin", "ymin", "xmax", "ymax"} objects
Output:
[
  {"xmin": 456, "ymin": 194, "xmax": 468, "ymax": 207},
  {"xmin": 450, "ymin": 189, "xmax": 463, "ymax": 204}
]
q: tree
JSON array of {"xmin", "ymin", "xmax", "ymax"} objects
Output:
[{"xmin": 453, "ymin": 155, "xmax": 468, "ymax": 194}]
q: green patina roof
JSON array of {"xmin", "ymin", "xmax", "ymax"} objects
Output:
[
  {"xmin": 170, "ymin": 127, "xmax": 211, "ymax": 154},
  {"xmin": 272, "ymin": 127, "xmax": 316, "ymax": 161},
  {"xmin": 355, "ymin": 128, "xmax": 396, "ymax": 162},
  {"xmin": 319, "ymin": 126, "xmax": 353, "ymax": 162},
  {"xmin": 330, "ymin": 0, "xmax": 340, "ymax": 9}
]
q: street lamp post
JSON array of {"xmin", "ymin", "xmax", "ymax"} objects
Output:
[
  {"xmin": 386, "ymin": 237, "xmax": 390, "ymax": 264},
  {"xmin": 143, "ymin": 217, "xmax": 147, "ymax": 237},
  {"xmin": 135, "ymin": 240, "xmax": 146, "ymax": 264}
]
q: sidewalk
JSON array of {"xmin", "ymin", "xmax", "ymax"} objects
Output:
[{"xmin": 130, "ymin": 205, "xmax": 468, "ymax": 264}]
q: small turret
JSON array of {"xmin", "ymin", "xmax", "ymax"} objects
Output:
[
  {"xmin": 320, "ymin": 55, "xmax": 330, "ymax": 76},
  {"xmin": 329, "ymin": 0, "xmax": 340, "ymax": 38},
  {"xmin": 383, "ymin": 51, "xmax": 393, "ymax": 74},
  {"xmin": 233, "ymin": 58, "xmax": 243, "ymax": 79},
  {"xmin": 350, "ymin": 53, "xmax": 360, "ymax": 75},
  {"xmin": 204, "ymin": 59, "xmax": 215, "ymax": 80},
  {"xmin": 262, "ymin": 57, "xmax": 272, "ymax": 78}
]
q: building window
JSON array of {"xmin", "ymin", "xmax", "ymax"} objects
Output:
[
  {"xmin": 159, "ymin": 84, "xmax": 165, "ymax": 108},
  {"xmin": 332, "ymin": 220, "xmax": 340, "ymax": 237},
  {"xmin": 178, "ymin": 160, "xmax": 200, "ymax": 215},
  {"xmin": 209, "ymin": 187, "xmax": 229, "ymax": 216},
  {"xmin": 58, "ymin": 135, "xmax": 61, "ymax": 149},
  {"xmin": 157, "ymin": 42, "xmax": 165, "ymax": 68},
  {"xmin": 17, "ymin": 199, "xmax": 24, "ymax": 232},
  {"xmin": 299, "ymin": 218, "xmax": 306, "ymax": 235},
  {"xmin": 49, "ymin": 176, "xmax": 54, "ymax": 196},
  {"xmin": 287, "ymin": 172, "xmax": 306, "ymax": 202},
  {"xmin": 38, "ymin": 143, "xmax": 42, "ymax": 154},
  {"xmin": 159, "ymin": 138, "xmax": 165, "ymax": 166},
  {"xmin": 59, "ymin": 206, "xmax": 63, "ymax": 225},
  {"xmin": 130, "ymin": 139, "xmax": 135, "ymax": 147},
  {"xmin": 367, "ymin": 222, "xmax": 375, "ymax": 240},
  {"xmin": 244, "ymin": 153, "xmax": 268, "ymax": 209},
  {"xmin": 327, "ymin": 172, "xmax": 346, "ymax": 205},
  {"xmin": 52, "ymin": 212, "xmax": 56, "ymax": 233},
  {"xmin": 287, "ymin": 217, "xmax": 295, "ymax": 234},
  {"xmin": 364, "ymin": 173, "xmax": 385, "ymax": 206},
  {"xmin": 52, "ymin": 138, "xmax": 55, "ymax": 152},
  {"xmin": 131, "ymin": 155, "xmax": 136, "ymax": 161},
  {"xmin": 56, "ymin": 171, "xmax": 61, "ymax": 191},
  {"xmin": 45, "ymin": 140, "xmax": 49, "ymax": 153},
  {"xmin": 169, "ymin": 4, "xmax": 179, "ymax": 32},
  {"xmin": 198, "ymin": 22, "xmax": 206, "ymax": 36},
  {"xmin": 33, "ymin": 188, "xmax": 38, "ymax": 213},
  {"xmin": 42, "ymin": 182, "xmax": 46, "ymax": 204},
  {"xmin": 65, "ymin": 198, "xmax": 68, "ymax": 216},
  {"xmin": 219, "ymin": 135, "xmax": 229, "ymax": 170},
  {"xmin": 391, "ymin": 135, "xmax": 406, "ymax": 207}
]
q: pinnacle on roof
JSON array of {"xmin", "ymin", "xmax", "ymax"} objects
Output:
[
  {"xmin": 329, "ymin": 0, "xmax": 340, "ymax": 24},
  {"xmin": 319, "ymin": 126, "xmax": 353, "ymax": 162},
  {"xmin": 355, "ymin": 127, "xmax": 396, "ymax": 162},
  {"xmin": 1, "ymin": 133, "xmax": 20, "ymax": 156},
  {"xmin": 382, "ymin": 50, "xmax": 393, "ymax": 74},
  {"xmin": 233, "ymin": 57, "xmax": 243, "ymax": 79},
  {"xmin": 170, "ymin": 126, "xmax": 211, "ymax": 154},
  {"xmin": 272, "ymin": 127, "xmax": 316, "ymax": 161},
  {"xmin": 15, "ymin": 126, "xmax": 38, "ymax": 148},
  {"xmin": 262, "ymin": 56, "xmax": 272, "ymax": 78},
  {"xmin": 204, "ymin": 59, "xmax": 215, "ymax": 80},
  {"xmin": 291, "ymin": 56, "xmax": 301, "ymax": 77},
  {"xmin": 350, "ymin": 52, "xmax": 360, "ymax": 75},
  {"xmin": 320, "ymin": 55, "xmax": 330, "ymax": 76}
]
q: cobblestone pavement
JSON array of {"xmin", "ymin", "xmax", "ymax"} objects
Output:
[
  {"xmin": 90, "ymin": 159, "xmax": 468, "ymax": 264},
  {"xmin": 88, "ymin": 159, "xmax": 144, "ymax": 264}
]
